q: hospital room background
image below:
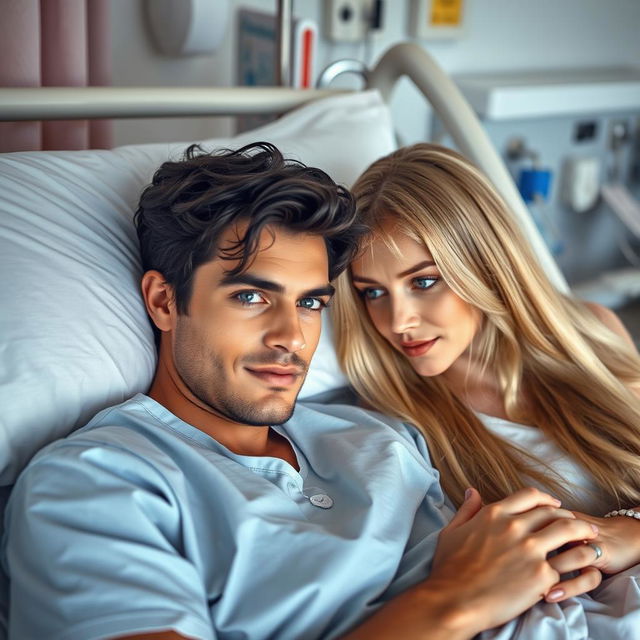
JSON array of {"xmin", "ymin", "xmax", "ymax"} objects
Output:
[
  {"xmin": 2, "ymin": 0, "xmax": 640, "ymax": 336},
  {"xmin": 117, "ymin": 0, "xmax": 640, "ymax": 338},
  {"xmin": 2, "ymin": 2, "xmax": 640, "ymax": 636}
]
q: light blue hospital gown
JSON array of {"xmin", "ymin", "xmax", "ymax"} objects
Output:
[
  {"xmin": 4, "ymin": 395, "xmax": 640, "ymax": 639},
  {"xmin": 2, "ymin": 394, "xmax": 451, "ymax": 640}
]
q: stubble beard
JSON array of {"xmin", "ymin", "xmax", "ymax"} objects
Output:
[
  {"xmin": 173, "ymin": 316, "xmax": 309, "ymax": 426},
  {"xmin": 177, "ymin": 349, "xmax": 301, "ymax": 427}
]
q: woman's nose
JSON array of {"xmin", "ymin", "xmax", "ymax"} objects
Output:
[{"xmin": 390, "ymin": 299, "xmax": 420, "ymax": 334}]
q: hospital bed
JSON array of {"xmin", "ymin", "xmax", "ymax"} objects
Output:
[{"xmin": 0, "ymin": 38, "xmax": 567, "ymax": 637}]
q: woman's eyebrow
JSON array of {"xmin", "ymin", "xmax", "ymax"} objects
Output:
[
  {"xmin": 351, "ymin": 274, "xmax": 378, "ymax": 284},
  {"xmin": 352, "ymin": 260, "xmax": 436, "ymax": 283},
  {"xmin": 397, "ymin": 260, "xmax": 436, "ymax": 278}
]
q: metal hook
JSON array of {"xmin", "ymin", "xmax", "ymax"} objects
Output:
[{"xmin": 316, "ymin": 59, "xmax": 369, "ymax": 89}]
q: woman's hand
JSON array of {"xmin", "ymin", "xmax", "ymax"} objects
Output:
[
  {"xmin": 343, "ymin": 488, "xmax": 601, "ymax": 640},
  {"xmin": 429, "ymin": 487, "xmax": 601, "ymax": 635},
  {"xmin": 566, "ymin": 510, "xmax": 640, "ymax": 575}
]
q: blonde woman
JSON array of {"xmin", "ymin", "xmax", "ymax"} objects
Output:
[{"xmin": 333, "ymin": 143, "xmax": 640, "ymax": 587}]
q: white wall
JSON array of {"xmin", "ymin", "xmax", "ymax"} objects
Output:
[{"xmin": 110, "ymin": 0, "xmax": 640, "ymax": 146}]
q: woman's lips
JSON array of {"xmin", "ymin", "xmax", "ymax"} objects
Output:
[{"xmin": 400, "ymin": 338, "xmax": 439, "ymax": 357}]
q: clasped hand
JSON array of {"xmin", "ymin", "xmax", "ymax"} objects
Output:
[
  {"xmin": 569, "ymin": 509, "xmax": 640, "ymax": 576},
  {"xmin": 430, "ymin": 487, "xmax": 602, "ymax": 634}
]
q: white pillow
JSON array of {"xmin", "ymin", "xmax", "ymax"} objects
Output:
[{"xmin": 0, "ymin": 89, "xmax": 396, "ymax": 486}]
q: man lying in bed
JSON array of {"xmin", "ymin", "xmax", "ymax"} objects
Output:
[{"xmin": 3, "ymin": 143, "xmax": 600, "ymax": 640}]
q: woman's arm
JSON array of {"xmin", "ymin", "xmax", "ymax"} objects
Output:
[
  {"xmin": 584, "ymin": 301, "xmax": 638, "ymax": 351},
  {"xmin": 585, "ymin": 301, "xmax": 640, "ymax": 399}
]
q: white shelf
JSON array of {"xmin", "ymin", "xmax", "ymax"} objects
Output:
[{"xmin": 455, "ymin": 67, "xmax": 640, "ymax": 120}]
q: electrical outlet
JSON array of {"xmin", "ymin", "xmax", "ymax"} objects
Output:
[
  {"xmin": 361, "ymin": 0, "xmax": 385, "ymax": 36},
  {"xmin": 325, "ymin": 0, "xmax": 365, "ymax": 42}
]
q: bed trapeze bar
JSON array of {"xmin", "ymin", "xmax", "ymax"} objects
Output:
[
  {"xmin": 0, "ymin": 87, "xmax": 344, "ymax": 121},
  {"xmin": 367, "ymin": 43, "xmax": 568, "ymax": 292}
]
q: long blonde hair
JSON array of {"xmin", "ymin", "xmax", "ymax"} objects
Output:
[{"xmin": 333, "ymin": 143, "xmax": 640, "ymax": 508}]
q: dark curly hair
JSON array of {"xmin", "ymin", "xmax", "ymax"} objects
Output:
[{"xmin": 135, "ymin": 142, "xmax": 362, "ymax": 315}]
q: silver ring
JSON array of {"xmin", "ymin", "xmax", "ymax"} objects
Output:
[{"xmin": 587, "ymin": 542, "xmax": 603, "ymax": 561}]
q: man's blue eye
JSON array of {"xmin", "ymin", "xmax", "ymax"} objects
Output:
[
  {"xmin": 298, "ymin": 297, "xmax": 324, "ymax": 311},
  {"xmin": 414, "ymin": 277, "xmax": 438, "ymax": 290},
  {"xmin": 236, "ymin": 291, "xmax": 264, "ymax": 305}
]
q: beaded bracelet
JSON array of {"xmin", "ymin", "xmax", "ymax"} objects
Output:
[{"xmin": 604, "ymin": 508, "xmax": 640, "ymax": 519}]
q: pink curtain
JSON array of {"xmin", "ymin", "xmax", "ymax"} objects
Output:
[{"xmin": 0, "ymin": 0, "xmax": 113, "ymax": 152}]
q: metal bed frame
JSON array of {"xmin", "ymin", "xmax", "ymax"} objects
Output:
[{"xmin": 0, "ymin": 37, "xmax": 567, "ymax": 291}]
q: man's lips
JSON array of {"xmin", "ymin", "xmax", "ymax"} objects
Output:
[
  {"xmin": 400, "ymin": 338, "xmax": 439, "ymax": 357},
  {"xmin": 245, "ymin": 366, "xmax": 304, "ymax": 387}
]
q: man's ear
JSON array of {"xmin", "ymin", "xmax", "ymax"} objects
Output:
[{"xmin": 141, "ymin": 270, "xmax": 176, "ymax": 332}]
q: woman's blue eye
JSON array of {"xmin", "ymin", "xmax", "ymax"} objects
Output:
[
  {"xmin": 364, "ymin": 288, "xmax": 385, "ymax": 300},
  {"xmin": 236, "ymin": 291, "xmax": 265, "ymax": 305},
  {"xmin": 414, "ymin": 277, "xmax": 438, "ymax": 290}
]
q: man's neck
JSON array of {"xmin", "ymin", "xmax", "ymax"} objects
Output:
[{"xmin": 148, "ymin": 358, "xmax": 298, "ymax": 468}]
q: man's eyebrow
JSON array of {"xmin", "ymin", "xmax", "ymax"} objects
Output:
[
  {"xmin": 305, "ymin": 285, "xmax": 335, "ymax": 298},
  {"xmin": 219, "ymin": 273, "xmax": 284, "ymax": 293},
  {"xmin": 219, "ymin": 273, "xmax": 335, "ymax": 298},
  {"xmin": 352, "ymin": 260, "xmax": 436, "ymax": 283}
]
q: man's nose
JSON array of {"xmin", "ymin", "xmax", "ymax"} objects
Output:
[{"xmin": 263, "ymin": 306, "xmax": 306, "ymax": 353}]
